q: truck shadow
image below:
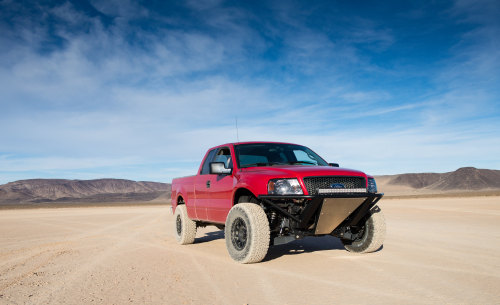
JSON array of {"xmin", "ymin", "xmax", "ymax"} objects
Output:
[
  {"xmin": 194, "ymin": 232, "xmax": 383, "ymax": 260},
  {"xmin": 195, "ymin": 230, "xmax": 225, "ymax": 244},
  {"xmin": 264, "ymin": 236, "xmax": 345, "ymax": 261}
]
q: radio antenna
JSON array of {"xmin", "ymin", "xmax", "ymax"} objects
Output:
[{"xmin": 235, "ymin": 116, "xmax": 240, "ymax": 143}]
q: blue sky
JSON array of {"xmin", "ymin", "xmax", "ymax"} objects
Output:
[{"xmin": 0, "ymin": 0, "xmax": 499, "ymax": 184}]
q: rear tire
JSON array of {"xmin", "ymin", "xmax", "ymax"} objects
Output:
[
  {"xmin": 225, "ymin": 203, "xmax": 270, "ymax": 263},
  {"xmin": 174, "ymin": 205, "xmax": 197, "ymax": 245},
  {"xmin": 342, "ymin": 205, "xmax": 385, "ymax": 253}
]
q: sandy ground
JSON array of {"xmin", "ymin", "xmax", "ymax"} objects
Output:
[{"xmin": 1, "ymin": 197, "xmax": 499, "ymax": 305}]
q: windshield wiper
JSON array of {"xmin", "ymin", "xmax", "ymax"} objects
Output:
[
  {"xmin": 241, "ymin": 162, "xmax": 268, "ymax": 168},
  {"xmin": 287, "ymin": 161, "xmax": 317, "ymax": 165},
  {"xmin": 269, "ymin": 162, "xmax": 287, "ymax": 166},
  {"xmin": 241, "ymin": 162, "xmax": 287, "ymax": 168}
]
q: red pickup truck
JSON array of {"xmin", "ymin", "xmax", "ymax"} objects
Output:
[{"xmin": 171, "ymin": 142, "xmax": 385, "ymax": 263}]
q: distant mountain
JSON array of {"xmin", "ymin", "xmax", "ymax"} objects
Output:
[
  {"xmin": 377, "ymin": 167, "xmax": 500, "ymax": 194},
  {"xmin": 2, "ymin": 167, "xmax": 499, "ymax": 205},
  {"xmin": 428, "ymin": 167, "xmax": 500, "ymax": 190},
  {"xmin": 0, "ymin": 178, "xmax": 171, "ymax": 205}
]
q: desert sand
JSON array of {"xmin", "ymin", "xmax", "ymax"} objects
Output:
[{"xmin": 1, "ymin": 197, "xmax": 499, "ymax": 304}]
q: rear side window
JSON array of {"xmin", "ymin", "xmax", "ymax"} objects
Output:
[{"xmin": 200, "ymin": 149, "xmax": 217, "ymax": 175}]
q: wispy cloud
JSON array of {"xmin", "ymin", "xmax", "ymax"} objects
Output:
[{"xmin": 0, "ymin": 0, "xmax": 498, "ymax": 184}]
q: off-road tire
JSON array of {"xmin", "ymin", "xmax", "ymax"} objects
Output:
[
  {"xmin": 174, "ymin": 205, "xmax": 197, "ymax": 245},
  {"xmin": 342, "ymin": 205, "xmax": 386, "ymax": 253},
  {"xmin": 225, "ymin": 203, "xmax": 270, "ymax": 264}
]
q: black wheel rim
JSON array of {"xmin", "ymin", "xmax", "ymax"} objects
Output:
[
  {"xmin": 176, "ymin": 215, "xmax": 182, "ymax": 235},
  {"xmin": 231, "ymin": 217, "xmax": 247, "ymax": 251},
  {"xmin": 353, "ymin": 225, "xmax": 366, "ymax": 242}
]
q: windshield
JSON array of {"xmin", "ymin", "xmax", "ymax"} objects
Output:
[{"xmin": 234, "ymin": 143, "xmax": 329, "ymax": 168}]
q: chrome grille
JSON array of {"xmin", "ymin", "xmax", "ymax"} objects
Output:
[{"xmin": 303, "ymin": 176, "xmax": 366, "ymax": 195}]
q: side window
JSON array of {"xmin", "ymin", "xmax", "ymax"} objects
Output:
[
  {"xmin": 213, "ymin": 147, "xmax": 232, "ymax": 169},
  {"xmin": 200, "ymin": 149, "xmax": 217, "ymax": 175}
]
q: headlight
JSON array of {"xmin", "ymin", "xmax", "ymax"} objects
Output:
[
  {"xmin": 367, "ymin": 178, "xmax": 377, "ymax": 193},
  {"xmin": 268, "ymin": 178, "xmax": 303, "ymax": 195}
]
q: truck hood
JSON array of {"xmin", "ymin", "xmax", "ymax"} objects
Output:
[{"xmin": 239, "ymin": 165, "xmax": 366, "ymax": 178}]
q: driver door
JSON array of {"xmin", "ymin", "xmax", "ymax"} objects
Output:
[{"xmin": 206, "ymin": 147, "xmax": 234, "ymax": 223}]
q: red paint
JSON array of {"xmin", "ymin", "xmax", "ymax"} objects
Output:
[{"xmin": 171, "ymin": 142, "xmax": 371, "ymax": 224}]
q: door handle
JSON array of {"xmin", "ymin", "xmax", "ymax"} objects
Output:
[{"xmin": 206, "ymin": 180, "xmax": 211, "ymax": 188}]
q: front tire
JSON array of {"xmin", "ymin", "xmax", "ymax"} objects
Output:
[
  {"xmin": 342, "ymin": 205, "xmax": 386, "ymax": 253},
  {"xmin": 225, "ymin": 203, "xmax": 270, "ymax": 263},
  {"xmin": 174, "ymin": 205, "xmax": 197, "ymax": 245}
]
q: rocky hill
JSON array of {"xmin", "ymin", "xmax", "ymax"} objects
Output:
[
  {"xmin": 376, "ymin": 167, "xmax": 500, "ymax": 196},
  {"xmin": 386, "ymin": 167, "xmax": 500, "ymax": 190},
  {"xmin": 1, "ymin": 167, "xmax": 499, "ymax": 205},
  {"xmin": 0, "ymin": 179, "xmax": 171, "ymax": 205}
]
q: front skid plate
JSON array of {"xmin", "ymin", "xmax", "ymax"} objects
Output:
[{"xmin": 315, "ymin": 198, "xmax": 365, "ymax": 234}]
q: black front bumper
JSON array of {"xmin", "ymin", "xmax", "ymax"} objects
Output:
[{"xmin": 258, "ymin": 193, "xmax": 383, "ymax": 233}]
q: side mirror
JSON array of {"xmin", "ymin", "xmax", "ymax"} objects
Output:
[
  {"xmin": 210, "ymin": 162, "xmax": 232, "ymax": 175},
  {"xmin": 329, "ymin": 163, "xmax": 339, "ymax": 167}
]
